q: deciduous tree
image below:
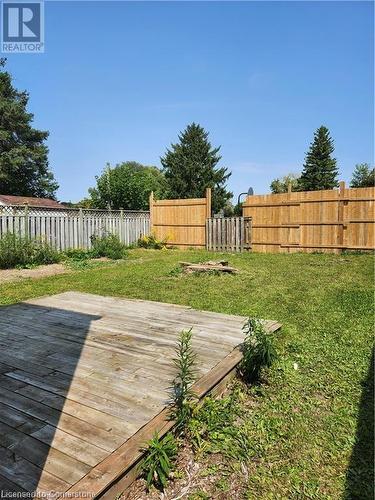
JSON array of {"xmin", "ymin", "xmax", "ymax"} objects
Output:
[
  {"xmin": 270, "ymin": 173, "xmax": 300, "ymax": 193},
  {"xmin": 87, "ymin": 161, "xmax": 167, "ymax": 210}
]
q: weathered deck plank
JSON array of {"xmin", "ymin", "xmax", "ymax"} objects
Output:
[{"xmin": 0, "ymin": 291, "xmax": 281, "ymax": 497}]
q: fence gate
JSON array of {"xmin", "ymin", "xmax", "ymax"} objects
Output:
[{"xmin": 206, "ymin": 217, "xmax": 252, "ymax": 252}]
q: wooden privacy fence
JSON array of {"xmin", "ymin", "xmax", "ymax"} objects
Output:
[
  {"xmin": 150, "ymin": 188, "xmax": 211, "ymax": 248},
  {"xmin": 242, "ymin": 183, "xmax": 375, "ymax": 253},
  {"xmin": 150, "ymin": 189, "xmax": 252, "ymax": 252},
  {"xmin": 0, "ymin": 205, "xmax": 150, "ymax": 251},
  {"xmin": 206, "ymin": 217, "xmax": 252, "ymax": 252}
]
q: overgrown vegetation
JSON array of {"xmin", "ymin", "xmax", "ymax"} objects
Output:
[
  {"xmin": 0, "ymin": 249, "xmax": 373, "ymax": 498},
  {"xmin": 171, "ymin": 328, "xmax": 197, "ymax": 431},
  {"xmin": 138, "ymin": 233, "xmax": 168, "ymax": 249},
  {"xmin": 0, "ymin": 231, "xmax": 128, "ymax": 270},
  {"xmin": 90, "ymin": 233, "xmax": 127, "ymax": 259},
  {"xmin": 188, "ymin": 385, "xmax": 250, "ymax": 460},
  {"xmin": 141, "ymin": 432, "xmax": 177, "ymax": 490},
  {"xmin": 0, "ymin": 233, "xmax": 61, "ymax": 269},
  {"xmin": 143, "ymin": 317, "xmax": 277, "ymax": 491},
  {"xmin": 239, "ymin": 318, "xmax": 277, "ymax": 382},
  {"xmin": 142, "ymin": 329, "xmax": 197, "ymax": 491}
]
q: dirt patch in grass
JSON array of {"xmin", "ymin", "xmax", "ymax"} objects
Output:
[
  {"xmin": 0, "ymin": 263, "xmax": 68, "ymax": 283},
  {"xmin": 124, "ymin": 448, "xmax": 245, "ymax": 499}
]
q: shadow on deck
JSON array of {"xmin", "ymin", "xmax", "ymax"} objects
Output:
[{"xmin": 0, "ymin": 302, "xmax": 100, "ymax": 494}]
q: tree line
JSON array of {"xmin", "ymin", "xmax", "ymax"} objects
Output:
[
  {"xmin": 80, "ymin": 123, "xmax": 232, "ymax": 214},
  {"xmin": 270, "ymin": 126, "xmax": 374, "ymax": 193},
  {"xmin": 0, "ymin": 59, "xmax": 373, "ymax": 215}
]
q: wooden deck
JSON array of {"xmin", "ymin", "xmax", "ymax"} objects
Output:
[{"xmin": 0, "ymin": 292, "xmax": 281, "ymax": 498}]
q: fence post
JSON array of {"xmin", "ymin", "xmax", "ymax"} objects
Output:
[
  {"xmin": 205, "ymin": 188, "xmax": 212, "ymax": 249},
  {"xmin": 79, "ymin": 207, "xmax": 83, "ymax": 248},
  {"xmin": 205, "ymin": 187, "xmax": 212, "ymax": 218},
  {"xmin": 149, "ymin": 191, "xmax": 154, "ymax": 234},
  {"xmin": 247, "ymin": 217, "xmax": 252, "ymax": 250},
  {"xmin": 24, "ymin": 203, "xmax": 29, "ymax": 239},
  {"xmin": 337, "ymin": 181, "xmax": 346, "ymax": 253},
  {"xmin": 119, "ymin": 209, "xmax": 124, "ymax": 243}
]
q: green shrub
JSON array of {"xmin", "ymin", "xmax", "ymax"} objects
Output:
[
  {"xmin": 33, "ymin": 241, "xmax": 61, "ymax": 265},
  {"xmin": 0, "ymin": 233, "xmax": 61, "ymax": 269},
  {"xmin": 138, "ymin": 233, "xmax": 167, "ymax": 249},
  {"xmin": 141, "ymin": 432, "xmax": 177, "ymax": 490},
  {"xmin": 63, "ymin": 248, "xmax": 93, "ymax": 260},
  {"xmin": 239, "ymin": 318, "xmax": 277, "ymax": 382},
  {"xmin": 90, "ymin": 233, "xmax": 127, "ymax": 260}
]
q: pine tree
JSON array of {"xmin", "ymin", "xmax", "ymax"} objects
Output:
[
  {"xmin": 298, "ymin": 126, "xmax": 339, "ymax": 191},
  {"xmin": 0, "ymin": 59, "xmax": 58, "ymax": 198},
  {"xmin": 350, "ymin": 163, "xmax": 375, "ymax": 188},
  {"xmin": 161, "ymin": 123, "xmax": 232, "ymax": 214}
]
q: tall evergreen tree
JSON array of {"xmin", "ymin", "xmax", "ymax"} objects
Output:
[
  {"xmin": 299, "ymin": 126, "xmax": 339, "ymax": 191},
  {"xmin": 0, "ymin": 59, "xmax": 58, "ymax": 198},
  {"xmin": 161, "ymin": 123, "xmax": 232, "ymax": 214},
  {"xmin": 350, "ymin": 163, "xmax": 375, "ymax": 188}
]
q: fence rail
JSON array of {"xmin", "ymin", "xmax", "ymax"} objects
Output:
[
  {"xmin": 0, "ymin": 205, "xmax": 150, "ymax": 250},
  {"xmin": 206, "ymin": 217, "xmax": 252, "ymax": 252}
]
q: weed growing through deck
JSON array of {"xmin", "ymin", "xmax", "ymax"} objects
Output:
[
  {"xmin": 171, "ymin": 328, "xmax": 197, "ymax": 431},
  {"xmin": 141, "ymin": 432, "xmax": 177, "ymax": 490},
  {"xmin": 239, "ymin": 318, "xmax": 277, "ymax": 382}
]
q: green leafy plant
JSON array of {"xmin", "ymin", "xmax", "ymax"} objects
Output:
[
  {"xmin": 63, "ymin": 248, "xmax": 93, "ymax": 260},
  {"xmin": 168, "ymin": 265, "xmax": 183, "ymax": 277},
  {"xmin": 0, "ymin": 233, "xmax": 61, "ymax": 269},
  {"xmin": 188, "ymin": 386, "xmax": 250, "ymax": 460},
  {"xmin": 239, "ymin": 318, "xmax": 277, "ymax": 382},
  {"xmin": 171, "ymin": 328, "xmax": 197, "ymax": 430},
  {"xmin": 141, "ymin": 432, "xmax": 177, "ymax": 490},
  {"xmin": 90, "ymin": 232, "xmax": 127, "ymax": 260},
  {"xmin": 32, "ymin": 241, "xmax": 61, "ymax": 265},
  {"xmin": 138, "ymin": 233, "xmax": 168, "ymax": 249}
]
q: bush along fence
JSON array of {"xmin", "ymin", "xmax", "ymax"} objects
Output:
[{"xmin": 0, "ymin": 205, "xmax": 150, "ymax": 251}]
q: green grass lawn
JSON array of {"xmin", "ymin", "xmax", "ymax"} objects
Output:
[{"xmin": 0, "ymin": 249, "xmax": 373, "ymax": 498}]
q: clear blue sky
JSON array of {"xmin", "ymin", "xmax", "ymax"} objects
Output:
[{"xmin": 5, "ymin": 1, "xmax": 374, "ymax": 202}]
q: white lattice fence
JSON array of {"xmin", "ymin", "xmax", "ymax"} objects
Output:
[{"xmin": 0, "ymin": 205, "xmax": 150, "ymax": 250}]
